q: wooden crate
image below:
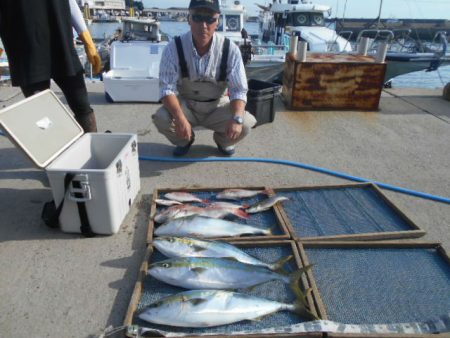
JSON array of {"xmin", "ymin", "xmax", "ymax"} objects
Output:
[
  {"xmin": 148, "ymin": 186, "xmax": 291, "ymax": 244},
  {"xmin": 274, "ymin": 183, "xmax": 425, "ymax": 241},
  {"xmin": 124, "ymin": 240, "xmax": 322, "ymax": 337},
  {"xmin": 295, "ymin": 241, "xmax": 450, "ymax": 337},
  {"xmin": 282, "ymin": 53, "xmax": 386, "ymax": 110}
]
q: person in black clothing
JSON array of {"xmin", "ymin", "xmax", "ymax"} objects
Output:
[{"xmin": 0, "ymin": 0, "xmax": 101, "ymax": 132}]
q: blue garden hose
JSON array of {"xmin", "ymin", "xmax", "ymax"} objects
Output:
[
  {"xmin": 0, "ymin": 129, "xmax": 448, "ymax": 204},
  {"xmin": 138, "ymin": 155, "xmax": 450, "ymax": 204}
]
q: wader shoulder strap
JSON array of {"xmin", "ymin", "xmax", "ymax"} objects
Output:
[
  {"xmin": 218, "ymin": 38, "xmax": 231, "ymax": 82},
  {"xmin": 175, "ymin": 36, "xmax": 189, "ymax": 78}
]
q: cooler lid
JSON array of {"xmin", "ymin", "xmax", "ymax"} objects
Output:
[
  {"xmin": 110, "ymin": 40, "xmax": 167, "ymax": 77},
  {"xmin": 0, "ymin": 89, "xmax": 83, "ymax": 168}
]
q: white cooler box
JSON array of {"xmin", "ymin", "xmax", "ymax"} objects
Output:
[
  {"xmin": 0, "ymin": 90, "xmax": 140, "ymax": 235},
  {"xmin": 103, "ymin": 40, "xmax": 167, "ymax": 102}
]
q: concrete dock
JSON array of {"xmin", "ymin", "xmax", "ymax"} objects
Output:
[{"xmin": 0, "ymin": 81, "xmax": 449, "ymax": 337}]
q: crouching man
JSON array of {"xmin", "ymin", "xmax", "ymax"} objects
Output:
[{"xmin": 152, "ymin": 0, "xmax": 256, "ymax": 156}]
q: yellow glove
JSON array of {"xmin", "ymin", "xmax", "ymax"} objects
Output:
[{"xmin": 79, "ymin": 30, "xmax": 102, "ymax": 74}]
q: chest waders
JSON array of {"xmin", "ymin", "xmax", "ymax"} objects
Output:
[{"xmin": 174, "ymin": 36, "xmax": 231, "ymax": 114}]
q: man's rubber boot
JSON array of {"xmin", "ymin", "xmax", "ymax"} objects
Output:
[{"xmin": 76, "ymin": 112, "xmax": 98, "ymax": 132}]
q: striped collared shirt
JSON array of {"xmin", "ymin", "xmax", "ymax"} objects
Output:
[{"xmin": 159, "ymin": 32, "xmax": 248, "ymax": 102}]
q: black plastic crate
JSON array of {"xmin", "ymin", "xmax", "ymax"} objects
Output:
[{"xmin": 246, "ymin": 79, "xmax": 281, "ymax": 127}]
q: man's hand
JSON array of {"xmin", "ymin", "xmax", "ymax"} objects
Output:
[
  {"xmin": 226, "ymin": 119, "xmax": 243, "ymax": 140},
  {"xmin": 174, "ymin": 116, "xmax": 193, "ymax": 141},
  {"xmin": 228, "ymin": 100, "xmax": 246, "ymax": 140},
  {"xmin": 162, "ymin": 95, "xmax": 192, "ymax": 140}
]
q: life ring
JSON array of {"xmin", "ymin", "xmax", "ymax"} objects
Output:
[
  {"xmin": 227, "ymin": 17, "xmax": 239, "ymax": 31},
  {"xmin": 313, "ymin": 15, "xmax": 323, "ymax": 25},
  {"xmin": 296, "ymin": 14, "xmax": 307, "ymax": 25}
]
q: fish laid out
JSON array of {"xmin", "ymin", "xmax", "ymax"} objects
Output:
[
  {"xmin": 208, "ymin": 201, "xmax": 249, "ymax": 209},
  {"xmin": 153, "ymin": 204, "xmax": 249, "ymax": 223},
  {"xmin": 216, "ymin": 188, "xmax": 270, "ymax": 201},
  {"xmin": 154, "ymin": 216, "xmax": 270, "ymax": 237},
  {"xmin": 155, "ymin": 199, "xmax": 182, "ymax": 207},
  {"xmin": 138, "ymin": 289, "xmax": 310, "ymax": 328},
  {"xmin": 246, "ymin": 196, "xmax": 289, "ymax": 213},
  {"xmin": 148, "ymin": 257, "xmax": 307, "ymax": 290},
  {"xmin": 164, "ymin": 192, "xmax": 208, "ymax": 204},
  {"xmin": 153, "ymin": 236, "xmax": 292, "ymax": 271}
]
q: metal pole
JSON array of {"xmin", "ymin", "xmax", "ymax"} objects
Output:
[{"xmin": 377, "ymin": 0, "xmax": 383, "ymax": 28}]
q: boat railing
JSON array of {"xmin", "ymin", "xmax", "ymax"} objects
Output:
[
  {"xmin": 356, "ymin": 29, "xmax": 395, "ymax": 44},
  {"xmin": 251, "ymin": 41, "xmax": 287, "ymax": 56},
  {"xmin": 338, "ymin": 30, "xmax": 354, "ymax": 41},
  {"xmin": 432, "ymin": 31, "xmax": 448, "ymax": 45}
]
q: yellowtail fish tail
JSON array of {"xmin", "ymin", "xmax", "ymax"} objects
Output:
[
  {"xmin": 291, "ymin": 299, "xmax": 318, "ymax": 320},
  {"xmin": 269, "ymin": 255, "xmax": 293, "ymax": 273},
  {"xmin": 268, "ymin": 224, "xmax": 278, "ymax": 236},
  {"xmin": 289, "ymin": 265, "xmax": 313, "ymax": 306}
]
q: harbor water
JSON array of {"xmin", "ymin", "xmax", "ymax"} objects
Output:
[{"xmin": 1, "ymin": 21, "xmax": 450, "ymax": 88}]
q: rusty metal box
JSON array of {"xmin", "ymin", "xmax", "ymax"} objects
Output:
[{"xmin": 282, "ymin": 53, "xmax": 386, "ymax": 110}]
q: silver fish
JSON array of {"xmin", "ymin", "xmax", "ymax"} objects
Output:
[
  {"xmin": 153, "ymin": 204, "xmax": 249, "ymax": 224},
  {"xmin": 154, "ymin": 216, "xmax": 270, "ymax": 238},
  {"xmin": 147, "ymin": 257, "xmax": 301, "ymax": 290},
  {"xmin": 216, "ymin": 188, "xmax": 270, "ymax": 200},
  {"xmin": 153, "ymin": 236, "xmax": 292, "ymax": 271},
  {"xmin": 164, "ymin": 192, "xmax": 208, "ymax": 203},
  {"xmin": 155, "ymin": 199, "xmax": 182, "ymax": 206},
  {"xmin": 246, "ymin": 196, "xmax": 289, "ymax": 213},
  {"xmin": 138, "ymin": 289, "xmax": 310, "ymax": 328}
]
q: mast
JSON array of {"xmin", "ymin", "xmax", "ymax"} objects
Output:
[{"xmin": 376, "ymin": 0, "xmax": 383, "ymax": 28}]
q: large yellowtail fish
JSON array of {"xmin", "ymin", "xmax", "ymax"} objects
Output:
[
  {"xmin": 148, "ymin": 257, "xmax": 309, "ymax": 290},
  {"xmin": 138, "ymin": 289, "xmax": 315, "ymax": 327},
  {"xmin": 153, "ymin": 236, "xmax": 292, "ymax": 271},
  {"xmin": 154, "ymin": 216, "xmax": 267, "ymax": 238}
]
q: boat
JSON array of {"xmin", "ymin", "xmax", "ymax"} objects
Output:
[
  {"xmin": 258, "ymin": 0, "xmax": 352, "ymax": 53},
  {"xmin": 216, "ymin": 0, "xmax": 247, "ymax": 44},
  {"xmin": 121, "ymin": 17, "xmax": 163, "ymax": 41},
  {"xmin": 242, "ymin": 0, "xmax": 354, "ymax": 82},
  {"xmin": 242, "ymin": 0, "xmax": 450, "ymax": 84},
  {"xmin": 353, "ymin": 29, "xmax": 450, "ymax": 83}
]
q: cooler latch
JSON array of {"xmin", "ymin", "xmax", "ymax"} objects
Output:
[{"xmin": 68, "ymin": 174, "xmax": 92, "ymax": 202}]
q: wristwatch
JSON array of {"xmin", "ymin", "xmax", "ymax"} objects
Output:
[{"xmin": 232, "ymin": 115, "xmax": 244, "ymax": 124}]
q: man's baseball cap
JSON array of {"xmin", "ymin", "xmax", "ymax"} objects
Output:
[{"xmin": 189, "ymin": 0, "xmax": 221, "ymax": 13}]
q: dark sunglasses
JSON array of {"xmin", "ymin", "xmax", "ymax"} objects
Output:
[{"xmin": 191, "ymin": 14, "xmax": 218, "ymax": 25}]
